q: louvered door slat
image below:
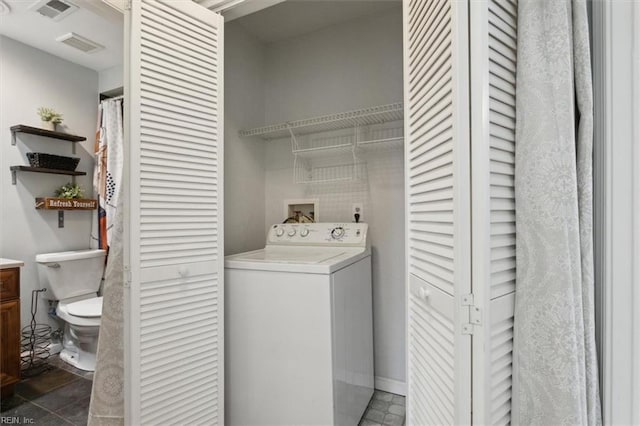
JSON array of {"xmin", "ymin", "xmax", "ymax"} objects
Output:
[
  {"xmin": 409, "ymin": 6, "xmax": 450, "ymax": 68},
  {"xmin": 405, "ymin": 0, "xmax": 471, "ymax": 424},
  {"xmin": 408, "ymin": 0, "xmax": 441, "ymax": 45},
  {"xmin": 126, "ymin": 1, "xmax": 224, "ymax": 425},
  {"xmin": 470, "ymin": 0, "xmax": 517, "ymax": 424}
]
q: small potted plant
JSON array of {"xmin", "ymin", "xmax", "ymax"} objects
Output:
[
  {"xmin": 37, "ymin": 107, "xmax": 63, "ymax": 131},
  {"xmin": 55, "ymin": 182, "xmax": 84, "ymax": 199}
]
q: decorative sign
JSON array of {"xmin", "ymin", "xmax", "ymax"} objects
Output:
[{"xmin": 35, "ymin": 198, "xmax": 97, "ymax": 210}]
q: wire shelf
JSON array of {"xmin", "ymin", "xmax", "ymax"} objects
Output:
[
  {"xmin": 294, "ymin": 162, "xmax": 365, "ymax": 184},
  {"xmin": 240, "ymin": 102, "xmax": 404, "ymax": 140},
  {"xmin": 242, "ymin": 103, "xmax": 403, "ymax": 184},
  {"xmin": 357, "ymin": 120, "xmax": 404, "ymax": 151},
  {"xmin": 293, "ymin": 143, "xmax": 354, "ymax": 160}
]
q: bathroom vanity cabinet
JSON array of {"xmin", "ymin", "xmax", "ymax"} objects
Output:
[{"xmin": 0, "ymin": 260, "xmax": 23, "ymax": 398}]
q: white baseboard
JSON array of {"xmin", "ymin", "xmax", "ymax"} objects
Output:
[{"xmin": 374, "ymin": 376, "xmax": 407, "ymax": 396}]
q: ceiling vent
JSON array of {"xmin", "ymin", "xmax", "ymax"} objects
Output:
[
  {"xmin": 31, "ymin": 0, "xmax": 78, "ymax": 21},
  {"xmin": 56, "ymin": 32, "xmax": 105, "ymax": 54}
]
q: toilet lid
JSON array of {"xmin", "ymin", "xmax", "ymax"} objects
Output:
[{"xmin": 66, "ymin": 297, "xmax": 103, "ymax": 317}]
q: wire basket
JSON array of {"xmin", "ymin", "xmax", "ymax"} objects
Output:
[
  {"xmin": 26, "ymin": 152, "xmax": 80, "ymax": 171},
  {"xmin": 21, "ymin": 289, "xmax": 52, "ymax": 377}
]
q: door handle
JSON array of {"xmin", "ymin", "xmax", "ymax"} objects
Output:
[{"xmin": 419, "ymin": 287, "xmax": 431, "ymax": 300}]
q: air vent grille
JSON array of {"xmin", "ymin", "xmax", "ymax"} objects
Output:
[
  {"xmin": 48, "ymin": 0, "xmax": 70, "ymax": 12},
  {"xmin": 31, "ymin": 0, "xmax": 78, "ymax": 21},
  {"xmin": 56, "ymin": 33, "xmax": 105, "ymax": 54}
]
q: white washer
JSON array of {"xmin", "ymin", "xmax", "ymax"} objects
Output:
[{"xmin": 225, "ymin": 223, "xmax": 374, "ymax": 426}]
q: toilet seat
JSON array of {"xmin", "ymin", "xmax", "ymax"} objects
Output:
[
  {"xmin": 57, "ymin": 296, "xmax": 102, "ymax": 327},
  {"xmin": 67, "ymin": 296, "xmax": 102, "ymax": 317}
]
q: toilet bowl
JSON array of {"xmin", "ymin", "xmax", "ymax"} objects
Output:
[
  {"xmin": 36, "ymin": 249, "xmax": 106, "ymax": 372},
  {"xmin": 56, "ymin": 295, "xmax": 103, "ymax": 371}
]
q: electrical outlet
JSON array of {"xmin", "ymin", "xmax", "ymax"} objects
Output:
[{"xmin": 352, "ymin": 203, "xmax": 363, "ymax": 221}]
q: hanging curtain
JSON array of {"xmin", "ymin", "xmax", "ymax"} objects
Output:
[
  {"xmin": 512, "ymin": 0, "xmax": 601, "ymax": 424},
  {"xmin": 88, "ymin": 98, "xmax": 125, "ymax": 426}
]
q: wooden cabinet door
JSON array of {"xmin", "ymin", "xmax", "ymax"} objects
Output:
[{"xmin": 0, "ymin": 299, "xmax": 21, "ymax": 389}]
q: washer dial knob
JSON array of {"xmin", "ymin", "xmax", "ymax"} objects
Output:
[
  {"xmin": 331, "ymin": 227, "xmax": 345, "ymax": 239},
  {"xmin": 275, "ymin": 228, "xmax": 285, "ymax": 237},
  {"xmin": 300, "ymin": 228, "xmax": 310, "ymax": 237},
  {"xmin": 288, "ymin": 228, "xmax": 297, "ymax": 237}
]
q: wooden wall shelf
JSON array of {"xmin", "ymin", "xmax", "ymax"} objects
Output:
[
  {"xmin": 10, "ymin": 125, "xmax": 86, "ymax": 145},
  {"xmin": 10, "ymin": 166, "xmax": 86, "ymax": 185},
  {"xmin": 35, "ymin": 198, "xmax": 97, "ymax": 210}
]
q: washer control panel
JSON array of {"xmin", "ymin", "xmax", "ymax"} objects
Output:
[{"xmin": 267, "ymin": 223, "xmax": 368, "ymax": 247}]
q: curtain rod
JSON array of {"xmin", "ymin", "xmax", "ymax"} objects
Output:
[{"xmin": 101, "ymin": 95, "xmax": 124, "ymax": 102}]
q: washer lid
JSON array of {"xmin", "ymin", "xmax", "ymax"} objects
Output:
[
  {"xmin": 66, "ymin": 296, "xmax": 103, "ymax": 317},
  {"xmin": 234, "ymin": 247, "xmax": 345, "ymax": 264},
  {"xmin": 225, "ymin": 246, "xmax": 371, "ymax": 274}
]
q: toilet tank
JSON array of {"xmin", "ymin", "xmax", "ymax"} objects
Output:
[{"xmin": 36, "ymin": 249, "xmax": 106, "ymax": 300}]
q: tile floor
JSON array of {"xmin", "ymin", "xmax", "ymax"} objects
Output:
[
  {"xmin": 360, "ymin": 390, "xmax": 406, "ymax": 426},
  {"xmin": 0, "ymin": 356, "xmax": 92, "ymax": 425},
  {"xmin": 3, "ymin": 359, "xmax": 402, "ymax": 426},
  {"xmin": 48, "ymin": 355, "xmax": 94, "ymax": 381}
]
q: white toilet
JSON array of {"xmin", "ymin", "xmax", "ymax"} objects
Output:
[{"xmin": 36, "ymin": 249, "xmax": 106, "ymax": 371}]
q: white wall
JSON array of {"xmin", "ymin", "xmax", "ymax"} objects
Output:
[
  {"xmin": 98, "ymin": 64, "xmax": 123, "ymax": 94},
  {"xmin": 223, "ymin": 23, "xmax": 266, "ymax": 255},
  {"xmin": 633, "ymin": 6, "xmax": 640, "ymax": 423},
  {"xmin": 263, "ymin": 7, "xmax": 403, "ymax": 124},
  {"xmin": 593, "ymin": 1, "xmax": 640, "ymax": 424},
  {"xmin": 0, "ymin": 36, "xmax": 99, "ymax": 330},
  {"xmin": 262, "ymin": 7, "xmax": 406, "ymax": 390}
]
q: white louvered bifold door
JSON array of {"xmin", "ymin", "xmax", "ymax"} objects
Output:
[
  {"xmin": 470, "ymin": 0, "xmax": 517, "ymax": 424},
  {"xmin": 403, "ymin": 0, "xmax": 472, "ymax": 424},
  {"xmin": 125, "ymin": 1, "xmax": 224, "ymax": 424}
]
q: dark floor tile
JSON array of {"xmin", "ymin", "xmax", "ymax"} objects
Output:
[
  {"xmin": 35, "ymin": 413, "xmax": 74, "ymax": 425},
  {"xmin": 30, "ymin": 379, "xmax": 93, "ymax": 412},
  {"xmin": 55, "ymin": 396, "xmax": 90, "ymax": 426},
  {"xmin": 0, "ymin": 394, "xmax": 27, "ymax": 413},
  {"xmin": 391, "ymin": 395, "xmax": 405, "ymax": 406},
  {"xmin": 16, "ymin": 367, "xmax": 79, "ymax": 400},
  {"xmin": 382, "ymin": 413, "xmax": 404, "ymax": 426},
  {"xmin": 388, "ymin": 404, "xmax": 405, "ymax": 416},
  {"xmin": 49, "ymin": 356, "xmax": 94, "ymax": 380},
  {"xmin": 364, "ymin": 408, "xmax": 386, "ymax": 423},
  {"xmin": 369, "ymin": 399, "xmax": 390, "ymax": 412},
  {"xmin": 0, "ymin": 400, "xmax": 50, "ymax": 421},
  {"xmin": 373, "ymin": 390, "xmax": 394, "ymax": 402},
  {"xmin": 360, "ymin": 390, "xmax": 406, "ymax": 426}
]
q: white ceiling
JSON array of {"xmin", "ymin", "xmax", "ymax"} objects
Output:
[
  {"xmin": 234, "ymin": 0, "xmax": 401, "ymax": 44},
  {"xmin": 0, "ymin": 0, "xmax": 123, "ymax": 71},
  {"xmin": 0, "ymin": 0, "xmax": 399, "ymax": 70}
]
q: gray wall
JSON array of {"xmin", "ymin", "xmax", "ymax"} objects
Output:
[
  {"xmin": 0, "ymin": 36, "xmax": 99, "ymax": 329},
  {"xmin": 263, "ymin": 6, "xmax": 405, "ymax": 390},
  {"xmin": 98, "ymin": 64, "xmax": 123, "ymax": 95},
  {"xmin": 223, "ymin": 23, "xmax": 267, "ymax": 255}
]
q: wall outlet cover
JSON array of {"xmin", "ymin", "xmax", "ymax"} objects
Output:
[{"xmin": 352, "ymin": 203, "xmax": 363, "ymax": 219}]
